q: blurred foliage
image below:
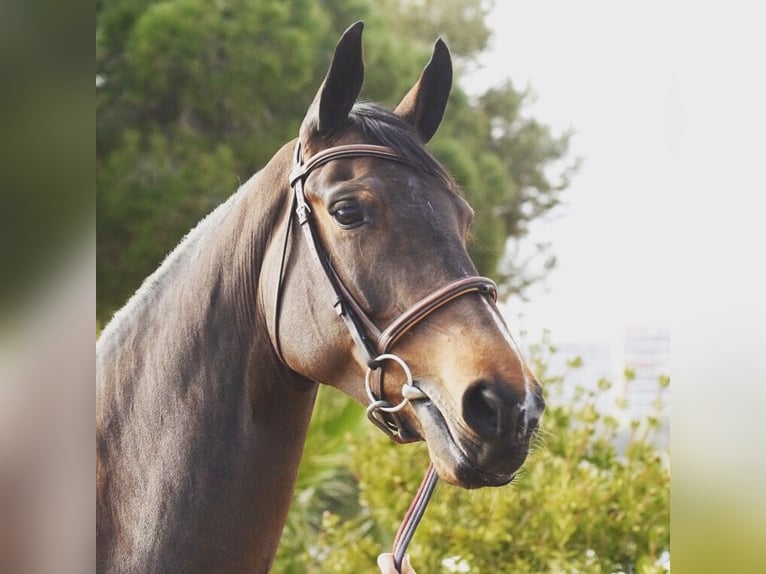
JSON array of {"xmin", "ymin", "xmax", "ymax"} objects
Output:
[
  {"xmin": 96, "ymin": 0, "xmax": 576, "ymax": 321},
  {"xmin": 1, "ymin": 0, "xmax": 91, "ymax": 319},
  {"xmin": 277, "ymin": 333, "xmax": 670, "ymax": 572}
]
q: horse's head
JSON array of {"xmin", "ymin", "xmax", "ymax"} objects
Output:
[{"xmin": 265, "ymin": 22, "xmax": 544, "ymax": 488}]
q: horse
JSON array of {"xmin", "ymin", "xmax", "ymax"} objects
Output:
[{"xmin": 96, "ymin": 21, "xmax": 545, "ymax": 573}]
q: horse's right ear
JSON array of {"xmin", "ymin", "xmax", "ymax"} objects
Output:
[{"xmin": 300, "ymin": 22, "xmax": 365, "ymax": 140}]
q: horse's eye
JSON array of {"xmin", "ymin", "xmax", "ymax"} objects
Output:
[{"xmin": 331, "ymin": 203, "xmax": 365, "ymax": 228}]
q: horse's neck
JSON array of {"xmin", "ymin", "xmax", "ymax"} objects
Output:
[{"xmin": 97, "ymin": 147, "xmax": 318, "ymax": 572}]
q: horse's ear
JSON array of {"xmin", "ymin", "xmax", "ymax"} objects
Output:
[
  {"xmin": 301, "ymin": 21, "xmax": 365, "ymax": 138},
  {"xmin": 394, "ymin": 39, "xmax": 452, "ymax": 143}
]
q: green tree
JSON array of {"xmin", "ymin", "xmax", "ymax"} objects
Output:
[
  {"xmin": 97, "ymin": 0, "xmax": 327, "ymax": 319},
  {"xmin": 96, "ymin": 0, "xmax": 574, "ymax": 322}
]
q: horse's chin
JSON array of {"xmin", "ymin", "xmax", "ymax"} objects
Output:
[{"xmin": 410, "ymin": 399, "xmax": 518, "ymax": 489}]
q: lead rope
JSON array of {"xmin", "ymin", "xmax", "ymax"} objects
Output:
[{"xmin": 392, "ymin": 463, "xmax": 439, "ymax": 572}]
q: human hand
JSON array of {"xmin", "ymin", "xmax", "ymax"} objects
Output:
[{"xmin": 377, "ymin": 553, "xmax": 416, "ymax": 573}]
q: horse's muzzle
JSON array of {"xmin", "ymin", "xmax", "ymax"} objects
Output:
[{"xmin": 410, "ymin": 379, "xmax": 544, "ymax": 488}]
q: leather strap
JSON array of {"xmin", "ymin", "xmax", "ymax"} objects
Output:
[
  {"xmin": 294, "ymin": 179, "xmax": 381, "ymax": 367},
  {"xmin": 371, "ymin": 276, "xmax": 497, "ymax": 404},
  {"xmin": 289, "ymin": 143, "xmax": 410, "ymax": 187},
  {"xmin": 392, "ymin": 463, "xmax": 438, "ymax": 571},
  {"xmin": 378, "ymin": 276, "xmax": 497, "ymax": 353}
]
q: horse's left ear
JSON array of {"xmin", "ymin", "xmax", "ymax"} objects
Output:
[
  {"xmin": 394, "ymin": 39, "xmax": 453, "ymax": 143},
  {"xmin": 301, "ymin": 21, "xmax": 365, "ymax": 139}
]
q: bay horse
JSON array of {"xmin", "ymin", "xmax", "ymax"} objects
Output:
[{"xmin": 96, "ymin": 22, "xmax": 544, "ymax": 573}]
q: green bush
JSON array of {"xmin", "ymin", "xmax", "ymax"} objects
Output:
[{"xmin": 277, "ymin": 334, "xmax": 670, "ymax": 573}]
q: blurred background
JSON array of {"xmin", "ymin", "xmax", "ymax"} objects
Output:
[{"xmin": 1, "ymin": 0, "xmax": 764, "ymax": 572}]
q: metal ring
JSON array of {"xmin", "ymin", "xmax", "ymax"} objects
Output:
[{"xmin": 365, "ymin": 353, "xmax": 414, "ymax": 408}]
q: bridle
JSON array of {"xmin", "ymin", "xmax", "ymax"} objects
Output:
[
  {"xmin": 274, "ymin": 139, "xmax": 498, "ymax": 570},
  {"xmin": 277, "ymin": 140, "xmax": 498, "ymax": 439}
]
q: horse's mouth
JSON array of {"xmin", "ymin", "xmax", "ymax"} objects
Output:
[{"xmin": 408, "ymin": 389, "xmax": 520, "ymax": 489}]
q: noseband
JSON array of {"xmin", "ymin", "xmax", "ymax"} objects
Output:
[
  {"xmin": 275, "ymin": 140, "xmax": 497, "ymax": 572},
  {"xmin": 277, "ymin": 141, "xmax": 497, "ymax": 441}
]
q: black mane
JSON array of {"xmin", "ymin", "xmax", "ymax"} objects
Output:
[{"xmin": 348, "ymin": 102, "xmax": 452, "ymax": 186}]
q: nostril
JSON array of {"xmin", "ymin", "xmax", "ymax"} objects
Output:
[{"xmin": 462, "ymin": 380, "xmax": 509, "ymax": 440}]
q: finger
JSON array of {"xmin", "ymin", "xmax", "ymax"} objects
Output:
[
  {"xmin": 377, "ymin": 553, "xmax": 397, "ymax": 573},
  {"xmin": 402, "ymin": 553, "xmax": 417, "ymax": 574}
]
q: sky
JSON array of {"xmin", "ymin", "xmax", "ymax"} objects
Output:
[
  {"xmin": 462, "ymin": 1, "xmax": 679, "ymax": 344},
  {"xmin": 461, "ymin": 2, "xmax": 766, "ymax": 519}
]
